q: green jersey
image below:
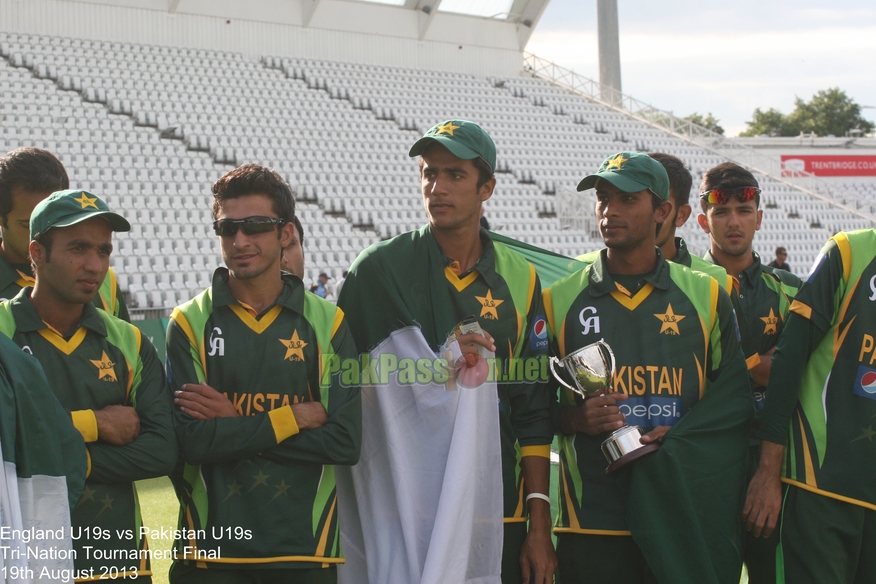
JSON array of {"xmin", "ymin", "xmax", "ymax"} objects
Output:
[
  {"xmin": 759, "ymin": 229, "xmax": 876, "ymax": 510},
  {"xmin": 165, "ymin": 269, "xmax": 361, "ymax": 569},
  {"xmin": 0, "ymin": 248, "xmax": 129, "ymax": 321},
  {"xmin": 582, "ymin": 240, "xmax": 760, "ymax": 369},
  {"xmin": 703, "ymin": 251, "xmax": 800, "ymax": 413},
  {"xmin": 0, "ymin": 288, "xmax": 176, "ymax": 580},
  {"xmin": 337, "ymin": 225, "xmax": 553, "ymax": 521},
  {"xmin": 545, "ymin": 249, "xmax": 746, "ymax": 534}
]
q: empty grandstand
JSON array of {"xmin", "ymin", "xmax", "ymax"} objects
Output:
[{"xmin": 1, "ymin": 0, "xmax": 874, "ymax": 317}]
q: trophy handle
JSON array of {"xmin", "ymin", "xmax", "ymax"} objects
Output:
[
  {"xmin": 549, "ymin": 357, "xmax": 582, "ymax": 395},
  {"xmin": 598, "ymin": 341, "xmax": 617, "ymax": 392}
]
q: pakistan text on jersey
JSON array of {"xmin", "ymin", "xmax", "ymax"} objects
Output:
[{"xmin": 320, "ymin": 354, "xmax": 552, "ymax": 388}]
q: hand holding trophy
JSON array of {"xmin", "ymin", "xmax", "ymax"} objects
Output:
[{"xmin": 549, "ymin": 340, "xmax": 660, "ymax": 474}]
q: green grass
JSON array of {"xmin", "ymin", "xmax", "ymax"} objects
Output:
[{"xmin": 136, "ymin": 477, "xmax": 178, "ymax": 584}]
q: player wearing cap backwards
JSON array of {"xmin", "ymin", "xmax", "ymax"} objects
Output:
[
  {"xmin": 0, "ymin": 147, "xmax": 129, "ymax": 319},
  {"xmin": 165, "ymin": 164, "xmax": 360, "ymax": 583},
  {"xmin": 545, "ymin": 152, "xmax": 752, "ymax": 584},
  {"xmin": 696, "ymin": 163, "xmax": 801, "ymax": 583},
  {"xmin": 0, "ymin": 190, "xmax": 177, "ymax": 581},
  {"xmin": 336, "ymin": 120, "xmax": 555, "ymax": 584},
  {"xmin": 744, "ymin": 227, "xmax": 876, "ymax": 584}
]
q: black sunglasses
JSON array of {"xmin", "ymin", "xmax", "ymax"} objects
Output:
[{"xmin": 213, "ymin": 216, "xmax": 286, "ymax": 237}]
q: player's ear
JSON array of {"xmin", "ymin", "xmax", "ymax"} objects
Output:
[
  {"xmin": 654, "ymin": 200, "xmax": 672, "ymax": 224},
  {"xmin": 479, "ymin": 176, "xmax": 496, "ymax": 203},
  {"xmin": 29, "ymin": 240, "xmax": 45, "ymax": 267},
  {"xmin": 676, "ymin": 204, "xmax": 692, "ymax": 227},
  {"xmin": 696, "ymin": 213, "xmax": 710, "ymax": 234},
  {"xmin": 279, "ymin": 221, "xmax": 294, "ymax": 248}
]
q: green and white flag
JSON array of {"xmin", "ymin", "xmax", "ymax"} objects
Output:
[{"xmin": 0, "ymin": 334, "xmax": 86, "ymax": 583}]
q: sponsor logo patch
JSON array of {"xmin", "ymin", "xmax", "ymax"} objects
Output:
[
  {"xmin": 853, "ymin": 365, "xmax": 876, "ymax": 400},
  {"xmin": 618, "ymin": 397, "xmax": 683, "ymax": 428},
  {"xmin": 530, "ymin": 316, "xmax": 549, "ymax": 350}
]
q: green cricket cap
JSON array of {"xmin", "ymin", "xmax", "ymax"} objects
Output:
[
  {"xmin": 30, "ymin": 190, "xmax": 131, "ymax": 240},
  {"xmin": 409, "ymin": 120, "xmax": 496, "ymax": 173},
  {"xmin": 577, "ymin": 152, "xmax": 670, "ymax": 201}
]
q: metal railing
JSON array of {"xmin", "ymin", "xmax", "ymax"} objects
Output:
[{"xmin": 522, "ymin": 52, "xmax": 876, "ymax": 225}]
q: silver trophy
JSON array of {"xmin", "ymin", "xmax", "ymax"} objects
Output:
[{"xmin": 549, "ymin": 340, "xmax": 659, "ymax": 474}]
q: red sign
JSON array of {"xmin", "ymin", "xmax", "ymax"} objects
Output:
[{"xmin": 781, "ymin": 155, "xmax": 876, "ymax": 177}]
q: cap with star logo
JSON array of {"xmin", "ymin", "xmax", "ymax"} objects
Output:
[
  {"xmin": 30, "ymin": 189, "xmax": 131, "ymax": 240},
  {"xmin": 409, "ymin": 119, "xmax": 497, "ymax": 173},
  {"xmin": 577, "ymin": 151, "xmax": 670, "ymax": 201}
]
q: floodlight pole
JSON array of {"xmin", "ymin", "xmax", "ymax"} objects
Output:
[{"xmin": 596, "ymin": 0, "xmax": 622, "ymax": 106}]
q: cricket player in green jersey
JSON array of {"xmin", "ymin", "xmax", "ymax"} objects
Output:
[
  {"xmin": 0, "ymin": 190, "xmax": 177, "ymax": 582},
  {"xmin": 745, "ymin": 229, "xmax": 876, "ymax": 583},
  {"xmin": 166, "ymin": 164, "xmax": 361, "ymax": 584},
  {"xmin": 575, "ymin": 154, "xmax": 759, "ymax": 374},
  {"xmin": 546, "ymin": 152, "xmax": 752, "ymax": 584},
  {"xmin": 0, "ymin": 147, "xmax": 129, "ymax": 320},
  {"xmin": 696, "ymin": 163, "xmax": 801, "ymax": 583},
  {"xmin": 337, "ymin": 120, "xmax": 555, "ymax": 584}
]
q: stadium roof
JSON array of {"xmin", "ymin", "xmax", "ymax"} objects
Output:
[
  {"xmin": 165, "ymin": 0, "xmax": 550, "ymax": 48},
  {"xmin": 346, "ymin": 0, "xmax": 551, "ymax": 45}
]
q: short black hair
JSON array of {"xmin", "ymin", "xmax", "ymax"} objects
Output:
[
  {"xmin": 292, "ymin": 215, "xmax": 304, "ymax": 248},
  {"xmin": 648, "ymin": 153, "xmax": 692, "ymax": 207},
  {"xmin": 775, "ymin": 246, "xmax": 787, "ymax": 255},
  {"xmin": 0, "ymin": 148, "xmax": 69, "ymax": 226},
  {"xmin": 700, "ymin": 162, "xmax": 760, "ymax": 212},
  {"xmin": 212, "ymin": 164, "xmax": 295, "ymax": 237}
]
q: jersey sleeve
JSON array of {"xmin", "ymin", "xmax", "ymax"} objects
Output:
[
  {"xmin": 757, "ymin": 242, "xmax": 842, "ymax": 444},
  {"xmin": 165, "ymin": 317, "xmax": 284, "ymax": 465},
  {"xmin": 505, "ymin": 274, "xmax": 552, "ymax": 455},
  {"xmin": 707, "ymin": 285, "xmax": 747, "ymax": 383},
  {"xmin": 259, "ymin": 316, "xmax": 362, "ymax": 466},
  {"xmin": 86, "ymin": 335, "xmax": 178, "ymax": 483},
  {"xmin": 114, "ymin": 283, "xmax": 130, "ymax": 323}
]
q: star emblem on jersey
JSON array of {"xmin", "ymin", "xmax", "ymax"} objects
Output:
[
  {"xmin": 90, "ymin": 351, "xmax": 117, "ymax": 382},
  {"xmin": 95, "ymin": 493, "xmax": 114, "ymax": 518},
  {"xmin": 760, "ymin": 308, "xmax": 778, "ymax": 335},
  {"xmin": 270, "ymin": 480, "xmax": 291, "ymax": 502},
  {"xmin": 852, "ymin": 425, "xmax": 876, "ymax": 443},
  {"xmin": 605, "ymin": 153, "xmax": 628, "ymax": 170},
  {"xmin": 654, "ymin": 304, "xmax": 685, "ymax": 335},
  {"xmin": 74, "ymin": 192, "xmax": 99, "ymax": 209},
  {"xmin": 280, "ymin": 330, "xmax": 307, "ymax": 361},
  {"xmin": 476, "ymin": 289, "xmax": 504, "ymax": 320},
  {"xmin": 436, "ymin": 121, "xmax": 460, "ymax": 136}
]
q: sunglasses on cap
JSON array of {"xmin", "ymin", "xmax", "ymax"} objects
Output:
[
  {"xmin": 699, "ymin": 187, "xmax": 761, "ymax": 205},
  {"xmin": 213, "ymin": 216, "xmax": 286, "ymax": 237}
]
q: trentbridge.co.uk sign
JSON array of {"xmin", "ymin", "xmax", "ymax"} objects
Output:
[{"xmin": 781, "ymin": 155, "xmax": 876, "ymax": 177}]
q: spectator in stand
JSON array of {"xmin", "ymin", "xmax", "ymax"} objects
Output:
[
  {"xmin": 311, "ymin": 272, "xmax": 331, "ymax": 299},
  {"xmin": 767, "ymin": 246, "xmax": 791, "ymax": 272}
]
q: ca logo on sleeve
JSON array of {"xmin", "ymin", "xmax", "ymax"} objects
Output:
[
  {"xmin": 579, "ymin": 306, "xmax": 600, "ymax": 335},
  {"xmin": 208, "ymin": 327, "xmax": 225, "ymax": 356}
]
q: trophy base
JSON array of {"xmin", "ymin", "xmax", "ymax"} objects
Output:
[
  {"xmin": 605, "ymin": 442, "xmax": 660, "ymax": 475},
  {"xmin": 601, "ymin": 425, "xmax": 660, "ymax": 475}
]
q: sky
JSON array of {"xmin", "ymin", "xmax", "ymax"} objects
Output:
[{"xmin": 525, "ymin": 0, "xmax": 876, "ymax": 136}]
